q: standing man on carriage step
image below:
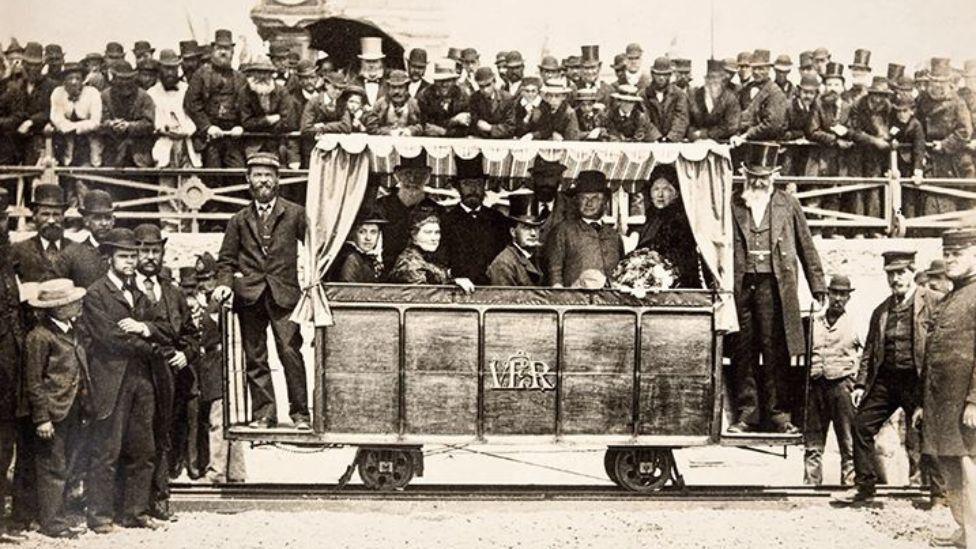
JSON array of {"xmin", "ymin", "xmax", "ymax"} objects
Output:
[
  {"xmin": 213, "ymin": 152, "xmax": 309, "ymax": 430},
  {"xmin": 833, "ymin": 250, "xmax": 944, "ymax": 506},
  {"xmin": 728, "ymin": 142, "xmax": 826, "ymax": 435}
]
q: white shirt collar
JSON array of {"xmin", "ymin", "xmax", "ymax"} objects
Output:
[
  {"xmin": 255, "ymin": 197, "xmax": 277, "ymax": 214},
  {"xmin": 625, "ymin": 71, "xmax": 641, "ymax": 85},
  {"xmin": 107, "ymin": 269, "xmax": 127, "ymax": 292},
  {"xmin": 50, "ymin": 317, "xmax": 72, "ymax": 333},
  {"xmin": 39, "ymin": 235, "xmax": 60, "ymax": 251},
  {"xmin": 459, "ymin": 203, "xmax": 482, "ymax": 215},
  {"xmin": 513, "ymin": 242, "xmax": 533, "ymax": 258}
]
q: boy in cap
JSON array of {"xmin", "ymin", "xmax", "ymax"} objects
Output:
[{"xmin": 25, "ymin": 279, "xmax": 89, "ymax": 538}]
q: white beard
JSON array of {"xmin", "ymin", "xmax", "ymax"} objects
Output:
[
  {"xmin": 741, "ymin": 185, "xmax": 773, "ymax": 222},
  {"xmin": 247, "ymin": 76, "xmax": 276, "ymax": 96}
]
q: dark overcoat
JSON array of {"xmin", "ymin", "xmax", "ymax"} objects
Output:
[
  {"xmin": 24, "ymin": 319, "xmax": 92, "ymax": 424},
  {"xmin": 486, "ymin": 244, "xmax": 543, "ymax": 287},
  {"xmin": 687, "ymin": 86, "xmax": 741, "ymax": 140},
  {"xmin": 0, "ymin": 250, "xmax": 26, "ymax": 420},
  {"xmin": 642, "ymin": 83, "xmax": 689, "ymax": 141},
  {"xmin": 441, "ymin": 204, "xmax": 510, "ymax": 285},
  {"xmin": 11, "ymin": 235, "xmax": 70, "ymax": 282},
  {"xmin": 62, "ymin": 237, "xmax": 108, "ymax": 289}
]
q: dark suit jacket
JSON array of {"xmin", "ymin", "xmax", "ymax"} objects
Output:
[
  {"xmin": 80, "ymin": 275, "xmax": 170, "ymax": 420},
  {"xmin": 194, "ymin": 313, "xmax": 223, "ymax": 403},
  {"xmin": 642, "ymin": 84, "xmax": 690, "ymax": 141},
  {"xmin": 486, "ymin": 244, "xmax": 543, "ymax": 286},
  {"xmin": 856, "ymin": 286, "xmax": 943, "ymax": 395},
  {"xmin": 469, "ymin": 89, "xmax": 516, "ymax": 138},
  {"xmin": 11, "ymin": 235, "xmax": 69, "ymax": 282},
  {"xmin": 100, "ymin": 86, "xmax": 156, "ymax": 167},
  {"xmin": 417, "ymin": 83, "xmax": 470, "ymax": 137},
  {"xmin": 688, "ymin": 86, "xmax": 742, "ymax": 140},
  {"xmin": 217, "ymin": 198, "xmax": 307, "ymax": 311},
  {"xmin": 25, "ymin": 319, "xmax": 91, "ymax": 424},
  {"xmin": 739, "ymin": 79, "xmax": 789, "ymax": 140},
  {"xmin": 62, "ymin": 237, "xmax": 107, "ymax": 289},
  {"xmin": 546, "ymin": 218, "xmax": 624, "ymax": 287},
  {"xmin": 731, "ymin": 189, "xmax": 826, "ymax": 357},
  {"xmin": 440, "ymin": 205, "xmax": 511, "ymax": 285}
]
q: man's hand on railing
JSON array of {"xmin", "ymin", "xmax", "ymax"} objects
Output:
[
  {"xmin": 453, "ymin": 278, "xmax": 475, "ymax": 295},
  {"xmin": 729, "ymin": 135, "xmax": 745, "ymax": 148},
  {"xmin": 212, "ymin": 285, "xmax": 233, "ymax": 304},
  {"xmin": 265, "ymin": 114, "xmax": 282, "ymax": 126},
  {"xmin": 17, "ymin": 120, "xmax": 33, "ymax": 134},
  {"xmin": 836, "ymin": 139, "xmax": 853, "ymax": 150}
]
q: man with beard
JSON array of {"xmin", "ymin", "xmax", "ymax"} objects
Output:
[
  {"xmin": 805, "ymin": 62, "xmax": 854, "ymax": 217},
  {"xmin": 417, "ymin": 59, "xmax": 471, "ymax": 137},
  {"xmin": 13, "ymin": 42, "xmax": 56, "ymax": 165},
  {"xmin": 440, "ymin": 157, "xmax": 510, "ymax": 286},
  {"xmin": 503, "ymin": 51, "xmax": 525, "ymax": 96},
  {"xmin": 727, "ymin": 142, "xmax": 825, "ymax": 434},
  {"xmin": 468, "ymin": 67, "xmax": 515, "ymax": 139},
  {"xmin": 563, "ymin": 55, "xmax": 583, "ymax": 89},
  {"xmin": 735, "ymin": 51, "xmax": 755, "ymax": 108},
  {"xmin": 49, "ymin": 62, "xmax": 103, "ymax": 171},
  {"xmin": 184, "ymin": 29, "xmax": 246, "ymax": 169},
  {"xmin": 213, "ymin": 153, "xmax": 309, "ymax": 430},
  {"xmin": 605, "ymin": 84, "xmax": 659, "ymax": 142},
  {"xmin": 848, "ymin": 77, "xmax": 899, "ymax": 220},
  {"xmin": 13, "ymin": 183, "xmax": 70, "ymax": 284},
  {"xmin": 672, "ymin": 58, "xmax": 693, "ymax": 92},
  {"xmin": 0, "ymin": 188, "xmax": 28, "ymax": 543},
  {"xmin": 137, "ymin": 58, "xmax": 159, "ymax": 91},
  {"xmin": 149, "ymin": 50, "xmax": 199, "ymax": 230},
  {"xmin": 833, "ymin": 250, "xmax": 943, "ymax": 505},
  {"xmin": 366, "ymin": 69, "xmax": 424, "ymax": 136},
  {"xmin": 239, "ymin": 57, "xmax": 300, "ymax": 170},
  {"xmin": 773, "ymin": 54, "xmax": 795, "ymax": 98},
  {"xmin": 538, "ymin": 78, "xmax": 579, "ymax": 141},
  {"xmin": 576, "ymin": 46, "xmax": 613, "ymax": 105},
  {"xmin": 133, "ymin": 41, "xmax": 155, "ymax": 66},
  {"xmin": 781, "ymin": 74, "xmax": 819, "ymax": 176},
  {"xmin": 730, "ymin": 50, "xmax": 788, "ymax": 146},
  {"xmin": 178, "ymin": 41, "xmax": 201, "ymax": 83},
  {"xmin": 917, "ymin": 57, "xmax": 975, "ymax": 214},
  {"xmin": 546, "ymin": 170, "xmax": 622, "ymax": 287},
  {"xmin": 378, "ymin": 159, "xmax": 444, "ymax": 265},
  {"xmin": 804, "ymin": 274, "xmax": 861, "ymax": 486},
  {"xmin": 642, "ymin": 57, "xmax": 689, "ymax": 142},
  {"xmin": 63, "ymin": 190, "xmax": 114, "ymax": 289},
  {"xmin": 843, "ymin": 49, "xmax": 872, "ymax": 105},
  {"xmin": 688, "ymin": 59, "xmax": 742, "ymax": 141},
  {"xmin": 487, "ymin": 192, "xmax": 545, "ymax": 287},
  {"xmin": 354, "ymin": 37, "xmax": 387, "ymax": 107},
  {"xmin": 100, "ymin": 61, "xmax": 156, "ymax": 169},
  {"xmin": 132, "ymin": 224, "xmax": 198, "ymax": 522}
]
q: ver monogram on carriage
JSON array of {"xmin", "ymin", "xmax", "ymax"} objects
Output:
[{"xmin": 218, "ymin": 134, "xmax": 818, "ymax": 492}]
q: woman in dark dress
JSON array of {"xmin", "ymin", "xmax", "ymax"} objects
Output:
[
  {"xmin": 637, "ymin": 166, "xmax": 703, "ymax": 288},
  {"xmin": 327, "ymin": 207, "xmax": 387, "ymax": 283},
  {"xmin": 387, "ymin": 207, "xmax": 475, "ymax": 293}
]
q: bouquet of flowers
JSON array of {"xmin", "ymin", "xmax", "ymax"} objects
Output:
[{"xmin": 610, "ymin": 248, "xmax": 678, "ymax": 297}]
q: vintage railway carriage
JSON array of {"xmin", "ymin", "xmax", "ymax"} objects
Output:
[{"xmin": 221, "ymin": 136, "xmax": 810, "ymax": 491}]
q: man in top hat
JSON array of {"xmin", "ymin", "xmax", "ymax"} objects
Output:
[
  {"xmin": 847, "ymin": 76, "xmax": 901, "ymax": 220},
  {"xmin": 179, "ymin": 40, "xmax": 201, "ymax": 82},
  {"xmin": 539, "ymin": 78, "xmax": 579, "ymax": 141},
  {"xmin": 688, "ymin": 59, "xmax": 742, "ymax": 141},
  {"xmin": 12, "ymin": 42, "xmax": 57, "ymax": 165},
  {"xmin": 137, "ymin": 58, "xmax": 159, "ymax": 91},
  {"xmin": 24, "ymin": 278, "xmax": 89, "ymax": 539},
  {"xmin": 605, "ymin": 84, "xmax": 659, "ymax": 142},
  {"xmin": 132, "ymin": 223, "xmax": 198, "ymax": 521},
  {"xmin": 773, "ymin": 54, "xmax": 795, "ymax": 98},
  {"xmin": 577, "ymin": 45, "xmax": 612, "ymax": 105},
  {"xmin": 406, "ymin": 48, "xmax": 429, "ymax": 99},
  {"xmin": 503, "ymin": 51, "xmax": 526, "ymax": 95},
  {"xmin": 546, "ymin": 170, "xmax": 623, "ymax": 287},
  {"xmin": 378, "ymin": 158, "xmax": 444, "ymax": 265},
  {"xmin": 528, "ymin": 158, "xmax": 575, "ymax": 249},
  {"xmin": 468, "ymin": 67, "xmax": 516, "ymax": 139},
  {"xmin": 843, "ymin": 49, "xmax": 873, "ymax": 105},
  {"xmin": 887, "ymin": 63, "xmax": 906, "ymax": 87},
  {"xmin": 813, "ymin": 47, "xmax": 831, "ymax": 77},
  {"xmin": 44, "ymin": 44, "xmax": 65, "ymax": 83},
  {"xmin": 487, "ymin": 193, "xmax": 545, "ymax": 286},
  {"xmin": 619, "ymin": 43, "xmax": 649, "ymax": 92},
  {"xmin": 417, "ymin": 59, "xmax": 471, "ymax": 137},
  {"xmin": 49, "ymin": 61, "xmax": 104, "ymax": 170},
  {"xmin": 916, "ymin": 57, "xmax": 976, "ymax": 213},
  {"xmin": 133, "ymin": 41, "xmax": 155, "ymax": 65},
  {"xmin": 13, "ymin": 183, "xmax": 70, "ymax": 284},
  {"xmin": 212, "ymin": 152, "xmax": 309, "ymax": 430},
  {"xmin": 728, "ymin": 142, "xmax": 826, "ymax": 434},
  {"xmin": 366, "ymin": 69, "xmax": 424, "ymax": 136},
  {"xmin": 184, "ymin": 29, "xmax": 246, "ymax": 169},
  {"xmin": 730, "ymin": 50, "xmax": 788, "ymax": 145},
  {"xmin": 80, "ymin": 227, "xmax": 168, "ymax": 532},
  {"xmin": 915, "ymin": 227, "xmax": 976, "ymax": 547},
  {"xmin": 63, "ymin": 190, "xmax": 114, "ymax": 289},
  {"xmin": 100, "ymin": 61, "xmax": 156, "ymax": 168},
  {"xmin": 440, "ymin": 157, "xmax": 510, "ymax": 286},
  {"xmin": 805, "ymin": 61, "xmax": 854, "ymax": 209},
  {"xmin": 833, "ymin": 249, "xmax": 943, "ymax": 505},
  {"xmin": 238, "ymin": 56, "xmax": 300, "ymax": 170},
  {"xmin": 671, "ymin": 58, "xmax": 693, "ymax": 91},
  {"xmin": 642, "ymin": 57, "xmax": 689, "ymax": 142},
  {"xmin": 0, "ymin": 187, "xmax": 28, "ymax": 543},
  {"xmin": 804, "ymin": 274, "xmax": 861, "ymax": 486},
  {"xmin": 355, "ymin": 37, "xmax": 387, "ymax": 106}
]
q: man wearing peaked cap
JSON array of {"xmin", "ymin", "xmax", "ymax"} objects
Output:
[
  {"xmin": 834, "ymin": 248, "xmax": 945, "ymax": 506},
  {"xmin": 468, "ymin": 66, "xmax": 517, "ymax": 139},
  {"xmin": 727, "ymin": 141, "xmax": 826, "ymax": 435},
  {"xmin": 212, "ymin": 151, "xmax": 310, "ymax": 431},
  {"xmin": 912, "ymin": 227, "xmax": 976, "ymax": 545},
  {"xmin": 546, "ymin": 170, "xmax": 623, "ymax": 287},
  {"xmin": 688, "ymin": 59, "xmax": 742, "ymax": 142},
  {"xmin": 486, "ymin": 193, "xmax": 546, "ymax": 287},
  {"xmin": 62, "ymin": 190, "xmax": 115, "ymax": 289},
  {"xmin": 417, "ymin": 59, "xmax": 471, "ymax": 137},
  {"xmin": 642, "ymin": 57, "xmax": 690, "ymax": 142},
  {"xmin": 364, "ymin": 69, "xmax": 424, "ymax": 136},
  {"xmin": 731, "ymin": 49, "xmax": 789, "ymax": 146},
  {"xmin": 406, "ymin": 48, "xmax": 429, "ymax": 98}
]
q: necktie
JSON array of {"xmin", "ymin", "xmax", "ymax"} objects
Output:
[
  {"xmin": 588, "ymin": 221, "xmax": 602, "ymax": 232},
  {"xmin": 44, "ymin": 241, "xmax": 60, "ymax": 264},
  {"xmin": 143, "ymin": 278, "xmax": 157, "ymax": 304},
  {"xmin": 122, "ymin": 278, "xmax": 137, "ymax": 307}
]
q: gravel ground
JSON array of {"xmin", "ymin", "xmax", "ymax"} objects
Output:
[{"xmin": 12, "ymin": 499, "xmax": 956, "ymax": 549}]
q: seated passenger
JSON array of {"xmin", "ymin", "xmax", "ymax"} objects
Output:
[
  {"xmin": 637, "ymin": 166, "xmax": 702, "ymax": 288},
  {"xmin": 327, "ymin": 206, "xmax": 387, "ymax": 283},
  {"xmin": 387, "ymin": 208, "xmax": 474, "ymax": 294},
  {"xmin": 486, "ymin": 193, "xmax": 544, "ymax": 286}
]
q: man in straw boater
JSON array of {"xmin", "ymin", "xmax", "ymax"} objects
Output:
[
  {"xmin": 914, "ymin": 226, "xmax": 976, "ymax": 547},
  {"xmin": 538, "ymin": 77, "xmax": 579, "ymax": 141},
  {"xmin": 727, "ymin": 142, "xmax": 826, "ymax": 435},
  {"xmin": 213, "ymin": 152, "xmax": 309, "ymax": 430},
  {"xmin": 24, "ymin": 278, "xmax": 90, "ymax": 539},
  {"xmin": 832, "ymin": 249, "xmax": 943, "ymax": 506},
  {"xmin": 486, "ymin": 192, "xmax": 545, "ymax": 287},
  {"xmin": 604, "ymin": 84, "xmax": 659, "ymax": 142}
]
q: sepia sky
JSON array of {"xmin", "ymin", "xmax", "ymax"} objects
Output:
[{"xmin": 2, "ymin": 0, "xmax": 973, "ymax": 81}]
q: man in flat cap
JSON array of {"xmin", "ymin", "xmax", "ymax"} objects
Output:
[
  {"xmin": 366, "ymin": 69, "xmax": 424, "ymax": 136},
  {"xmin": 468, "ymin": 67, "xmax": 516, "ymax": 139},
  {"xmin": 728, "ymin": 142, "xmax": 825, "ymax": 434},
  {"xmin": 406, "ymin": 48, "xmax": 429, "ymax": 99},
  {"xmin": 213, "ymin": 152, "xmax": 309, "ymax": 430},
  {"xmin": 688, "ymin": 59, "xmax": 742, "ymax": 141},
  {"xmin": 734, "ymin": 51, "xmax": 755, "ymax": 107},
  {"xmin": 642, "ymin": 57, "xmax": 689, "ymax": 142},
  {"xmin": 100, "ymin": 61, "xmax": 156, "ymax": 168},
  {"xmin": 834, "ymin": 249, "xmax": 943, "ymax": 504},
  {"xmin": 239, "ymin": 57, "xmax": 300, "ymax": 169},
  {"xmin": 487, "ymin": 193, "xmax": 545, "ymax": 287},
  {"xmin": 184, "ymin": 29, "xmax": 246, "ymax": 169},
  {"xmin": 916, "ymin": 227, "xmax": 976, "ymax": 546},
  {"xmin": 49, "ymin": 61, "xmax": 103, "ymax": 171},
  {"xmin": 730, "ymin": 50, "xmax": 788, "ymax": 146}
]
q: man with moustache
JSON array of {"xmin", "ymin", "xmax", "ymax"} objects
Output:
[
  {"xmin": 12, "ymin": 183, "xmax": 70, "ymax": 285},
  {"xmin": 418, "ymin": 59, "xmax": 471, "ymax": 137},
  {"xmin": 137, "ymin": 59, "xmax": 159, "ymax": 92},
  {"xmin": 239, "ymin": 57, "xmax": 300, "ymax": 170},
  {"xmin": 672, "ymin": 58, "xmax": 693, "ymax": 92},
  {"xmin": 63, "ymin": 190, "xmax": 114, "ymax": 289},
  {"xmin": 731, "ymin": 50, "xmax": 788, "ymax": 146},
  {"xmin": 366, "ymin": 70, "xmax": 424, "ymax": 136},
  {"xmin": 503, "ymin": 51, "xmax": 526, "ymax": 96},
  {"xmin": 847, "ymin": 77, "xmax": 901, "ymax": 221},
  {"xmin": 406, "ymin": 48, "xmax": 429, "ymax": 99},
  {"xmin": 487, "ymin": 193, "xmax": 545, "ymax": 287},
  {"xmin": 781, "ymin": 74, "xmax": 819, "ymax": 177},
  {"xmin": 468, "ymin": 67, "xmax": 515, "ymax": 139},
  {"xmin": 805, "ymin": 62, "xmax": 854, "ymax": 217},
  {"xmin": 642, "ymin": 57, "xmax": 689, "ymax": 142},
  {"xmin": 178, "ymin": 41, "xmax": 201, "ymax": 83},
  {"xmin": 184, "ymin": 29, "xmax": 246, "ymax": 169},
  {"xmin": 772, "ymin": 54, "xmax": 795, "ymax": 98},
  {"xmin": 728, "ymin": 142, "xmax": 825, "ymax": 434},
  {"xmin": 440, "ymin": 158, "xmax": 510, "ymax": 286},
  {"xmin": 100, "ymin": 61, "xmax": 156, "ymax": 169},
  {"xmin": 688, "ymin": 59, "xmax": 742, "ymax": 141},
  {"xmin": 49, "ymin": 62, "xmax": 103, "ymax": 171}
]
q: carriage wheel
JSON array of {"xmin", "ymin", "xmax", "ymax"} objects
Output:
[
  {"xmin": 611, "ymin": 447, "xmax": 673, "ymax": 493},
  {"xmin": 604, "ymin": 448, "xmax": 621, "ymax": 485},
  {"xmin": 357, "ymin": 448, "xmax": 415, "ymax": 490}
]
